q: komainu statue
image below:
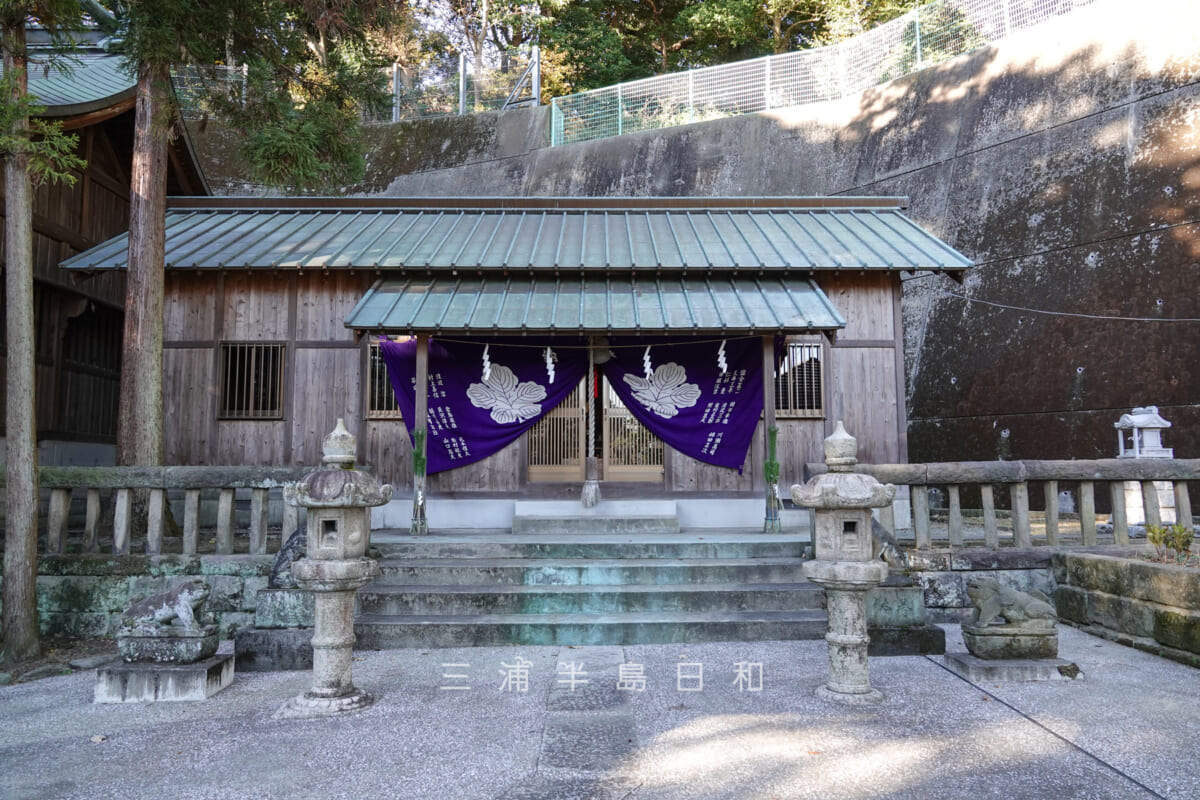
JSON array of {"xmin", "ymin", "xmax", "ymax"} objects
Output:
[
  {"xmin": 962, "ymin": 578, "xmax": 1059, "ymax": 660},
  {"xmin": 117, "ymin": 579, "xmax": 218, "ymax": 663}
]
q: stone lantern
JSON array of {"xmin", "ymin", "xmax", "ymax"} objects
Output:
[
  {"xmin": 792, "ymin": 422, "xmax": 895, "ymax": 705},
  {"xmin": 276, "ymin": 419, "xmax": 392, "ymax": 718},
  {"xmin": 1115, "ymin": 406, "xmax": 1176, "ymax": 525}
]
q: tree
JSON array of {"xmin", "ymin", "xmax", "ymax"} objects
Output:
[
  {"xmin": 0, "ymin": 0, "xmax": 86, "ymax": 665},
  {"xmin": 95, "ymin": 0, "xmax": 390, "ymax": 476}
]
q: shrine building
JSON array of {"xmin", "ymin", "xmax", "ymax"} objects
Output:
[{"xmin": 62, "ymin": 195, "xmax": 970, "ymax": 529}]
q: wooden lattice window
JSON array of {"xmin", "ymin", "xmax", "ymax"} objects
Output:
[
  {"xmin": 775, "ymin": 340, "xmax": 823, "ymax": 418},
  {"xmin": 366, "ymin": 340, "xmax": 403, "ymax": 420},
  {"xmin": 219, "ymin": 342, "xmax": 285, "ymax": 420}
]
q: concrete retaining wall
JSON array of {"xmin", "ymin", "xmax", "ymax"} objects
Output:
[{"xmin": 1054, "ymin": 551, "xmax": 1200, "ymax": 667}]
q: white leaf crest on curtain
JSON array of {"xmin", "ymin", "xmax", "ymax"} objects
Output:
[
  {"xmin": 467, "ymin": 364, "xmax": 547, "ymax": 424},
  {"xmin": 622, "ymin": 362, "xmax": 701, "ymax": 419}
]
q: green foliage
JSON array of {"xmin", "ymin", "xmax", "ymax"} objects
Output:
[
  {"xmin": 877, "ymin": 1, "xmax": 985, "ymax": 81},
  {"xmin": 0, "ymin": 73, "xmax": 85, "ymax": 185},
  {"xmin": 412, "ymin": 428, "xmax": 427, "ymax": 477},
  {"xmin": 764, "ymin": 425, "xmax": 780, "ymax": 485},
  {"xmin": 540, "ymin": 2, "xmax": 637, "ymax": 95},
  {"xmin": 1147, "ymin": 523, "xmax": 1196, "ymax": 565}
]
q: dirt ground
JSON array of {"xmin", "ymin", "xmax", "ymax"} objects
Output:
[{"xmin": 0, "ymin": 636, "xmax": 117, "ymax": 684}]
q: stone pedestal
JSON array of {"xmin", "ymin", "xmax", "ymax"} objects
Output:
[
  {"xmin": 118, "ymin": 625, "xmax": 218, "ymax": 664},
  {"xmin": 96, "ymin": 654, "xmax": 234, "ymax": 703},
  {"xmin": 943, "ymin": 653, "xmax": 1081, "ymax": 682},
  {"xmin": 802, "ymin": 559, "xmax": 889, "ymax": 705},
  {"xmin": 962, "ymin": 623, "xmax": 1058, "ymax": 660}
]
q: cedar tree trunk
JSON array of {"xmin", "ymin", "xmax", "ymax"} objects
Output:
[
  {"xmin": 2, "ymin": 24, "xmax": 42, "ymax": 664},
  {"xmin": 116, "ymin": 62, "xmax": 170, "ymax": 467}
]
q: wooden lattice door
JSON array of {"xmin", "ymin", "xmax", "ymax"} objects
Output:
[
  {"xmin": 602, "ymin": 378, "xmax": 664, "ymax": 482},
  {"xmin": 526, "ymin": 381, "xmax": 586, "ymax": 481}
]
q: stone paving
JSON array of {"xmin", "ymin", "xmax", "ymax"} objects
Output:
[{"xmin": 1, "ymin": 625, "xmax": 1197, "ymax": 800}]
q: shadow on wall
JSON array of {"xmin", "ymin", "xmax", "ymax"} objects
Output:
[{"xmin": 861, "ymin": 29, "xmax": 1200, "ymax": 465}]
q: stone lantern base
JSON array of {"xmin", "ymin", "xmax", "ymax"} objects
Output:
[{"xmin": 274, "ymin": 688, "xmax": 376, "ymax": 719}]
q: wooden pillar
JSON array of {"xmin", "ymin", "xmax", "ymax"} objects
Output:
[
  {"xmin": 412, "ymin": 334, "xmax": 429, "ymax": 536},
  {"xmin": 762, "ymin": 336, "xmax": 780, "ymax": 532}
]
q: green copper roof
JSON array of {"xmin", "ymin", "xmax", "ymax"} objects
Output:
[
  {"xmin": 345, "ymin": 275, "xmax": 847, "ymax": 334},
  {"xmin": 61, "ymin": 196, "xmax": 972, "ymax": 273},
  {"xmin": 26, "ymin": 51, "xmax": 135, "ymax": 117}
]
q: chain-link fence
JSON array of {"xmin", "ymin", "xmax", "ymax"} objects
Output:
[
  {"xmin": 550, "ymin": 0, "xmax": 1098, "ymax": 146},
  {"xmin": 174, "ymin": 50, "xmax": 539, "ymax": 125}
]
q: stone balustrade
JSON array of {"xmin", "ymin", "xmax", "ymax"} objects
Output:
[
  {"xmin": 4, "ymin": 466, "xmax": 310, "ymax": 556},
  {"xmin": 804, "ymin": 458, "xmax": 1199, "ymax": 549}
]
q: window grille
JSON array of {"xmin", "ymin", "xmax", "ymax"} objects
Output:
[
  {"xmin": 775, "ymin": 341, "xmax": 823, "ymax": 418},
  {"xmin": 366, "ymin": 341, "xmax": 404, "ymax": 420},
  {"xmin": 219, "ymin": 343, "xmax": 285, "ymax": 420}
]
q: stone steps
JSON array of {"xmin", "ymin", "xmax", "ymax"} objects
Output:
[
  {"xmin": 372, "ymin": 533, "xmax": 806, "ymax": 561},
  {"xmin": 239, "ymin": 531, "xmax": 945, "ymax": 665},
  {"xmin": 354, "ymin": 531, "xmax": 827, "ymax": 647},
  {"xmin": 357, "ymin": 582, "xmax": 823, "ymax": 616},
  {"xmin": 371, "ymin": 556, "xmax": 807, "ymax": 586},
  {"xmin": 354, "ymin": 609, "xmax": 831, "ymax": 649}
]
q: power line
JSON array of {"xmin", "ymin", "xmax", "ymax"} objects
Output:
[{"xmin": 937, "ymin": 290, "xmax": 1200, "ymax": 323}]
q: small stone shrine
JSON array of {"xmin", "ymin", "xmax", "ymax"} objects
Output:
[
  {"xmin": 792, "ymin": 422, "xmax": 895, "ymax": 705},
  {"xmin": 1115, "ymin": 405, "xmax": 1177, "ymax": 525},
  {"xmin": 95, "ymin": 579, "xmax": 234, "ymax": 703},
  {"xmin": 944, "ymin": 578, "xmax": 1081, "ymax": 681},
  {"xmin": 275, "ymin": 419, "xmax": 392, "ymax": 719}
]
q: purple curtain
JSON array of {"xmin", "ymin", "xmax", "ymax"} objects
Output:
[
  {"xmin": 601, "ymin": 337, "xmax": 767, "ymax": 471},
  {"xmin": 379, "ymin": 338, "xmax": 588, "ymax": 475}
]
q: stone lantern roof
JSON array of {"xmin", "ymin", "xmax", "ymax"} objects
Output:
[
  {"xmin": 283, "ymin": 419, "xmax": 393, "ymax": 509},
  {"xmin": 791, "ymin": 422, "xmax": 895, "ymax": 510}
]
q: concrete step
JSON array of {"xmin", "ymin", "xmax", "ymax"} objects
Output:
[
  {"xmin": 373, "ymin": 556, "xmax": 807, "ymax": 586},
  {"xmin": 371, "ymin": 532, "xmax": 807, "ymax": 561},
  {"xmin": 356, "ymin": 582, "xmax": 824, "ymax": 616},
  {"xmin": 510, "ymin": 500, "xmax": 680, "ymax": 535},
  {"xmin": 354, "ymin": 609, "xmax": 830, "ymax": 648}
]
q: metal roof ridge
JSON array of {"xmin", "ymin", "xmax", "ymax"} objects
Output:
[{"xmin": 164, "ymin": 195, "xmax": 910, "ymax": 212}]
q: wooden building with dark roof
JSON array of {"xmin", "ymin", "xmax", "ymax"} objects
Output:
[{"xmin": 1, "ymin": 44, "xmax": 207, "ymax": 464}]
